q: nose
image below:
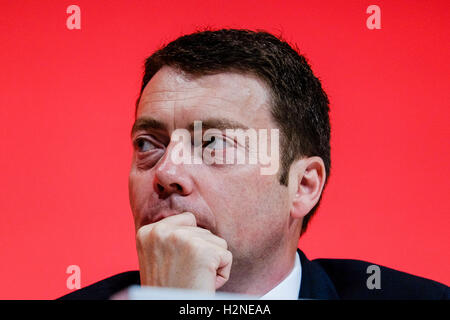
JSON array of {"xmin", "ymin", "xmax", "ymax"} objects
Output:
[{"xmin": 153, "ymin": 149, "xmax": 194, "ymax": 198}]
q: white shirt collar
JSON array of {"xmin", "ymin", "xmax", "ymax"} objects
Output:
[{"xmin": 259, "ymin": 251, "xmax": 301, "ymax": 300}]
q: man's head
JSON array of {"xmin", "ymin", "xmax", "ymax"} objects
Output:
[{"xmin": 129, "ymin": 29, "xmax": 330, "ymax": 269}]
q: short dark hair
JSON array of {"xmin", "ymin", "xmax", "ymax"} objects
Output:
[{"xmin": 136, "ymin": 29, "xmax": 331, "ymax": 235}]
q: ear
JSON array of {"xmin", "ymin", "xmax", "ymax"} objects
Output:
[{"xmin": 288, "ymin": 156, "xmax": 326, "ymax": 220}]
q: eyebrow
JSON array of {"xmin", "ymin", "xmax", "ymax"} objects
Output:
[
  {"xmin": 131, "ymin": 116, "xmax": 249, "ymax": 137},
  {"xmin": 131, "ymin": 117, "xmax": 167, "ymax": 137},
  {"xmin": 187, "ymin": 118, "xmax": 249, "ymax": 131}
]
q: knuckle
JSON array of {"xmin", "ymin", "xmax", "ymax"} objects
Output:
[
  {"xmin": 218, "ymin": 238, "xmax": 228, "ymax": 249},
  {"xmin": 169, "ymin": 228, "xmax": 186, "ymax": 243},
  {"xmin": 217, "ymin": 248, "xmax": 232, "ymax": 264},
  {"xmin": 189, "ymin": 237, "xmax": 207, "ymax": 255},
  {"xmin": 206, "ymin": 260, "xmax": 219, "ymax": 273},
  {"xmin": 136, "ymin": 225, "xmax": 150, "ymax": 243},
  {"xmin": 184, "ymin": 212, "xmax": 197, "ymax": 225},
  {"xmin": 225, "ymin": 250, "xmax": 233, "ymax": 261},
  {"xmin": 152, "ymin": 223, "xmax": 168, "ymax": 237}
]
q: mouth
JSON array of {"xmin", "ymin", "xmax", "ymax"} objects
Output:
[
  {"xmin": 138, "ymin": 196, "xmax": 214, "ymax": 232},
  {"xmin": 142, "ymin": 211, "xmax": 211, "ymax": 231}
]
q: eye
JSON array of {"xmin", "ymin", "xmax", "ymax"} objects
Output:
[
  {"xmin": 203, "ymin": 135, "xmax": 229, "ymax": 150},
  {"xmin": 134, "ymin": 137, "xmax": 156, "ymax": 152}
]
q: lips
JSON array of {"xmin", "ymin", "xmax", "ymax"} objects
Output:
[
  {"xmin": 140, "ymin": 207, "xmax": 212, "ymax": 232},
  {"xmin": 138, "ymin": 195, "xmax": 214, "ymax": 232},
  {"xmin": 153, "ymin": 212, "xmax": 209, "ymax": 229}
]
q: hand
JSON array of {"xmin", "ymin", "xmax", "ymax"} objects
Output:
[{"xmin": 136, "ymin": 212, "xmax": 233, "ymax": 292}]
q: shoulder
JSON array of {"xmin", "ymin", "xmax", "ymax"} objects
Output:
[
  {"xmin": 313, "ymin": 258, "xmax": 449, "ymax": 299},
  {"xmin": 57, "ymin": 271, "xmax": 140, "ymax": 300}
]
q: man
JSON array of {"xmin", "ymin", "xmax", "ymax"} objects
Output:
[{"xmin": 59, "ymin": 29, "xmax": 449, "ymax": 300}]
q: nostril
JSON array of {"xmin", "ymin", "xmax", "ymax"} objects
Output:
[
  {"xmin": 170, "ymin": 183, "xmax": 183, "ymax": 192},
  {"xmin": 157, "ymin": 184, "xmax": 164, "ymax": 193}
]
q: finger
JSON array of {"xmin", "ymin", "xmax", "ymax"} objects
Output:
[
  {"xmin": 158, "ymin": 212, "xmax": 197, "ymax": 227},
  {"xmin": 199, "ymin": 233, "xmax": 228, "ymax": 250},
  {"xmin": 176, "ymin": 225, "xmax": 212, "ymax": 234},
  {"xmin": 215, "ymin": 249, "xmax": 233, "ymax": 290},
  {"xmin": 173, "ymin": 226, "xmax": 228, "ymax": 249},
  {"xmin": 136, "ymin": 212, "xmax": 197, "ymax": 238}
]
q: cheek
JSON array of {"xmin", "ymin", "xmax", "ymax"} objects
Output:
[
  {"xmin": 128, "ymin": 168, "xmax": 154, "ymax": 216},
  {"xmin": 207, "ymin": 169, "xmax": 287, "ymax": 242}
]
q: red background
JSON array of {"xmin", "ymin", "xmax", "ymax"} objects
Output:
[{"xmin": 0, "ymin": 0, "xmax": 448, "ymax": 299}]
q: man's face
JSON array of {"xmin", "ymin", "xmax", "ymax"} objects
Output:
[{"xmin": 129, "ymin": 66, "xmax": 293, "ymax": 265}]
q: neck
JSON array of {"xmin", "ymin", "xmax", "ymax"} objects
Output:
[{"xmin": 217, "ymin": 242, "xmax": 298, "ymax": 297}]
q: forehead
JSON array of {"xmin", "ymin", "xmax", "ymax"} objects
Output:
[{"xmin": 136, "ymin": 66, "xmax": 275, "ymax": 131}]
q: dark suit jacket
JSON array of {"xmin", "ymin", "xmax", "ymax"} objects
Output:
[{"xmin": 58, "ymin": 249, "xmax": 449, "ymax": 300}]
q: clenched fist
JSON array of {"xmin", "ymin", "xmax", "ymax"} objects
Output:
[{"xmin": 136, "ymin": 212, "xmax": 233, "ymax": 292}]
